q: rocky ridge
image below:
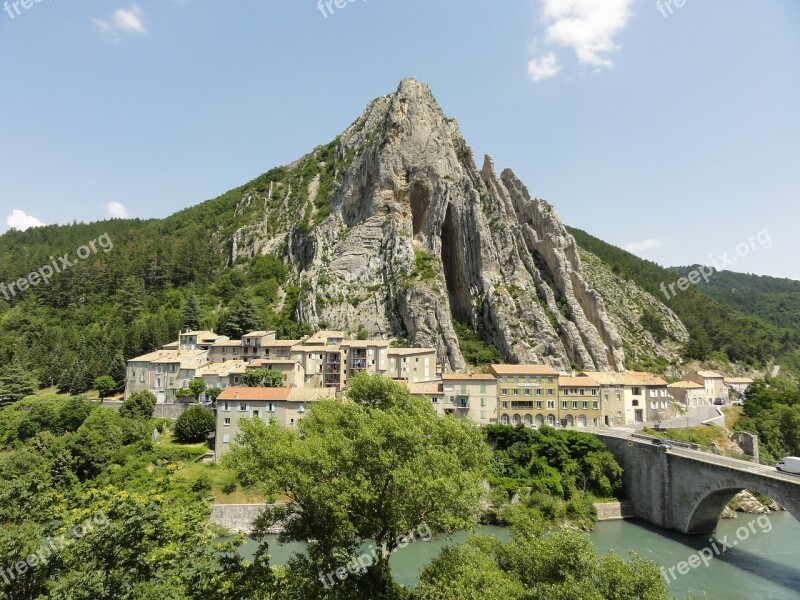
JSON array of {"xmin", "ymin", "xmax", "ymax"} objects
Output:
[{"xmin": 227, "ymin": 79, "xmax": 686, "ymax": 372}]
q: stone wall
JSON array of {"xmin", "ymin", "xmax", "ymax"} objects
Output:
[
  {"xmin": 594, "ymin": 501, "xmax": 635, "ymax": 521},
  {"xmin": 92, "ymin": 400, "xmax": 197, "ymax": 420},
  {"xmin": 209, "ymin": 504, "xmax": 285, "ymax": 535}
]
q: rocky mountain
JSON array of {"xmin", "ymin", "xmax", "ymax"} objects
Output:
[{"xmin": 228, "ymin": 79, "xmax": 685, "ymax": 372}]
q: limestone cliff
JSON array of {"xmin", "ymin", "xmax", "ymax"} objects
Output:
[{"xmin": 228, "ymin": 79, "xmax": 684, "ymax": 372}]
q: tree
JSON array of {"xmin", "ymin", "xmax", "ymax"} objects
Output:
[
  {"xmin": 0, "ymin": 363, "xmax": 37, "ymax": 407},
  {"xmin": 414, "ymin": 517, "xmax": 671, "ymax": 599},
  {"xmin": 219, "ymin": 297, "xmax": 259, "ymax": 339},
  {"xmin": 242, "ymin": 369, "xmax": 283, "ymax": 388},
  {"xmin": 119, "ymin": 391, "xmax": 156, "ymax": 420},
  {"xmin": 182, "ymin": 294, "xmax": 202, "ymax": 331},
  {"xmin": 94, "ymin": 375, "xmax": 116, "ymax": 399},
  {"xmin": 206, "ymin": 387, "xmax": 223, "ymax": 401},
  {"xmin": 174, "ymin": 406, "xmax": 215, "ymax": 443},
  {"xmin": 59, "ymin": 396, "xmax": 94, "ymax": 431},
  {"xmin": 225, "ymin": 373, "xmax": 490, "ymax": 597}
]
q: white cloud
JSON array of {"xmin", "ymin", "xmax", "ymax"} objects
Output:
[
  {"xmin": 6, "ymin": 210, "xmax": 45, "ymax": 231},
  {"xmin": 93, "ymin": 5, "xmax": 146, "ymax": 36},
  {"xmin": 106, "ymin": 202, "xmax": 130, "ymax": 219},
  {"xmin": 625, "ymin": 239, "xmax": 664, "ymax": 253},
  {"xmin": 528, "ymin": 51, "xmax": 562, "ymax": 81},
  {"xmin": 528, "ymin": 0, "xmax": 635, "ymax": 81}
]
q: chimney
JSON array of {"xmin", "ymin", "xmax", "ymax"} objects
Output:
[{"xmin": 234, "ymin": 390, "xmax": 238, "ymax": 399}]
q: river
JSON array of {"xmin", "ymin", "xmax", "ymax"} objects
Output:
[{"xmin": 240, "ymin": 512, "xmax": 800, "ymax": 598}]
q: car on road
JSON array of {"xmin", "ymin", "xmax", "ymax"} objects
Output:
[
  {"xmin": 713, "ymin": 398, "xmax": 727, "ymax": 406},
  {"xmin": 651, "ymin": 438, "xmax": 673, "ymax": 449},
  {"xmin": 776, "ymin": 457, "xmax": 800, "ymax": 475}
]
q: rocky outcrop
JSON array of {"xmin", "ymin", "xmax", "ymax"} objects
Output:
[
  {"xmin": 723, "ymin": 490, "xmax": 785, "ymax": 518},
  {"xmin": 224, "ymin": 79, "xmax": 688, "ymax": 372},
  {"xmin": 291, "ymin": 79, "xmax": 630, "ymax": 371}
]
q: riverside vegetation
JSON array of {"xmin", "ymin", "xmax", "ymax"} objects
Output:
[{"xmin": 0, "ymin": 374, "xmax": 673, "ymax": 599}]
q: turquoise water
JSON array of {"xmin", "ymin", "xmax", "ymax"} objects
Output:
[{"xmin": 240, "ymin": 513, "xmax": 800, "ymax": 597}]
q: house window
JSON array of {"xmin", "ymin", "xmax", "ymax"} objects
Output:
[
  {"xmin": 591, "ymin": 389, "xmax": 597, "ymax": 396},
  {"xmin": 253, "ymin": 410, "xmax": 260, "ymax": 418},
  {"xmin": 563, "ymin": 389, "xmax": 570, "ymax": 396},
  {"xmin": 480, "ymin": 411, "xmax": 487, "ymax": 420},
  {"xmin": 546, "ymin": 388, "xmax": 554, "ymax": 395},
  {"xmin": 579, "ymin": 389, "xmax": 585, "ymax": 396},
  {"xmin": 536, "ymin": 401, "xmax": 543, "ymax": 409},
  {"xmin": 239, "ymin": 402, "xmax": 248, "ymax": 412},
  {"xmin": 562, "ymin": 401, "xmax": 569, "ymax": 409},
  {"xmin": 222, "ymin": 402, "xmax": 230, "ymax": 411},
  {"xmin": 583, "ymin": 401, "xmax": 589, "ymax": 410},
  {"xmin": 222, "ymin": 434, "xmax": 230, "ymax": 444},
  {"xmin": 267, "ymin": 402, "xmax": 275, "ymax": 413},
  {"xmin": 224, "ymin": 418, "xmax": 231, "ymax": 427},
  {"xmin": 502, "ymin": 401, "xmax": 509, "ymax": 409},
  {"xmin": 536, "ymin": 388, "xmax": 544, "ymax": 396},
  {"xmin": 480, "ymin": 385, "xmax": 487, "ymax": 394},
  {"xmin": 234, "ymin": 376, "xmax": 240, "ymax": 384},
  {"xmin": 480, "ymin": 397, "xmax": 486, "ymax": 407},
  {"xmin": 593, "ymin": 401, "xmax": 599, "ymax": 409},
  {"xmin": 572, "ymin": 401, "xmax": 579, "ymax": 409},
  {"xmin": 547, "ymin": 400, "xmax": 555, "ymax": 409}
]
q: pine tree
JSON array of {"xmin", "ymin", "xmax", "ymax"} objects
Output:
[
  {"xmin": 182, "ymin": 295, "xmax": 202, "ymax": 331},
  {"xmin": 0, "ymin": 363, "xmax": 38, "ymax": 406}
]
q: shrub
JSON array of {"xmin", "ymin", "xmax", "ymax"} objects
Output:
[
  {"xmin": 192, "ymin": 473, "xmax": 212, "ymax": 493},
  {"xmin": 119, "ymin": 391, "xmax": 156, "ymax": 420},
  {"xmin": 173, "ymin": 407, "xmax": 215, "ymax": 444}
]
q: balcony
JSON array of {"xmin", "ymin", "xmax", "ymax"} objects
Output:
[{"xmin": 454, "ymin": 396, "xmax": 470, "ymax": 409}]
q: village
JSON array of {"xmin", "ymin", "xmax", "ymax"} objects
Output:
[{"xmin": 125, "ymin": 329, "xmax": 754, "ymax": 459}]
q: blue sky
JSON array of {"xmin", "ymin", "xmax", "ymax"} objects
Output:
[{"xmin": 1, "ymin": 0, "xmax": 798, "ymax": 279}]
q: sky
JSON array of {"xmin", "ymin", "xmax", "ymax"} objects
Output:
[{"xmin": 1, "ymin": 0, "xmax": 798, "ymax": 279}]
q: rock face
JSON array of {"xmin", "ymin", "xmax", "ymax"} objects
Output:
[
  {"xmin": 291, "ymin": 79, "xmax": 630, "ymax": 371},
  {"xmin": 228, "ymin": 79, "xmax": 685, "ymax": 372}
]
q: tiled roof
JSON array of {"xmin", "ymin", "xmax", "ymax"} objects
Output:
[
  {"xmin": 558, "ymin": 376, "xmax": 599, "ymax": 387},
  {"xmin": 218, "ymin": 387, "xmax": 292, "ymax": 401},
  {"xmin": 668, "ymin": 381, "xmax": 705, "ymax": 389},
  {"xmin": 724, "ymin": 377, "xmax": 754, "ymax": 384},
  {"xmin": 490, "ymin": 364, "xmax": 558, "ymax": 375},
  {"xmin": 408, "ymin": 382, "xmax": 444, "ymax": 395},
  {"xmin": 692, "ymin": 370, "xmax": 724, "ymax": 378},
  {"xmin": 442, "ymin": 373, "xmax": 496, "ymax": 381},
  {"xmin": 627, "ymin": 371, "xmax": 668, "ymax": 386}
]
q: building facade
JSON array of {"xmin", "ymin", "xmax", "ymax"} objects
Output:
[{"xmin": 490, "ymin": 364, "xmax": 560, "ymax": 427}]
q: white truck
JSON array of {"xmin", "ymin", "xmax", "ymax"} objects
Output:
[{"xmin": 776, "ymin": 457, "xmax": 800, "ymax": 475}]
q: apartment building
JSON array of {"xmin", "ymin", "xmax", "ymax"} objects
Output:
[
  {"xmin": 126, "ymin": 349, "xmax": 209, "ymax": 403},
  {"xmin": 724, "ymin": 377, "xmax": 754, "ymax": 398},
  {"xmin": 386, "ymin": 347, "xmax": 439, "ymax": 384},
  {"xmin": 628, "ymin": 371, "xmax": 677, "ymax": 422},
  {"xmin": 490, "ymin": 364, "xmax": 559, "ymax": 426},
  {"xmin": 686, "ymin": 370, "xmax": 727, "ymax": 405},
  {"xmin": 179, "ymin": 331, "xmax": 229, "ymax": 351},
  {"xmin": 558, "ymin": 376, "xmax": 601, "ymax": 427},
  {"xmin": 214, "ymin": 386, "xmax": 336, "ymax": 460},
  {"xmin": 199, "ymin": 360, "xmax": 246, "ymax": 397},
  {"xmin": 247, "ymin": 358, "xmax": 305, "ymax": 387},
  {"xmin": 667, "ymin": 381, "xmax": 706, "ymax": 407},
  {"xmin": 439, "ymin": 374, "xmax": 497, "ymax": 425},
  {"xmin": 582, "ymin": 371, "xmax": 639, "ymax": 426}
]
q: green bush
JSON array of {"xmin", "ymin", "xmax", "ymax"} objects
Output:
[
  {"xmin": 173, "ymin": 407, "xmax": 215, "ymax": 444},
  {"xmin": 119, "ymin": 391, "xmax": 156, "ymax": 420}
]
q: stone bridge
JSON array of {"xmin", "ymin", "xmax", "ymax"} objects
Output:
[{"xmin": 592, "ymin": 430, "xmax": 800, "ymax": 534}]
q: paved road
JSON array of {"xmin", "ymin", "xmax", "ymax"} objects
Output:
[{"xmin": 633, "ymin": 405, "xmax": 723, "ymax": 430}]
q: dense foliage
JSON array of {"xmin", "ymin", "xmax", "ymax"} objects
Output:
[
  {"xmin": 0, "ymin": 395, "xmax": 275, "ymax": 599},
  {"xmin": 174, "ymin": 406, "xmax": 216, "ymax": 443},
  {"xmin": 485, "ymin": 425, "xmax": 623, "ymax": 528},
  {"xmin": 415, "ymin": 517, "xmax": 670, "ymax": 600},
  {"xmin": 568, "ymin": 227, "xmax": 800, "ymax": 371},
  {"xmin": 735, "ymin": 379, "xmax": 800, "ymax": 462},
  {"xmin": 224, "ymin": 373, "xmax": 492, "ymax": 598},
  {"xmin": 452, "ymin": 321, "xmax": 503, "ymax": 366}
]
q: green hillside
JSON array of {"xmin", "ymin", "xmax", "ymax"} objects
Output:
[
  {"xmin": 672, "ymin": 267, "xmax": 800, "ymax": 330},
  {"xmin": 567, "ymin": 227, "xmax": 800, "ymax": 373}
]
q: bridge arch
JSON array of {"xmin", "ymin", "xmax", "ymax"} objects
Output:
[{"xmin": 684, "ymin": 482, "xmax": 800, "ymax": 535}]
